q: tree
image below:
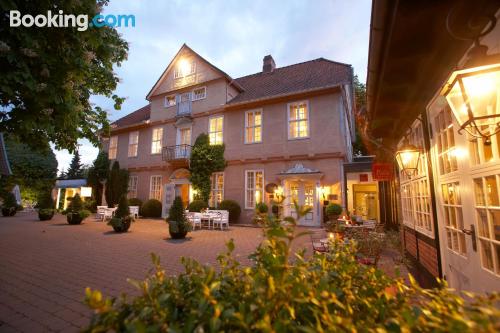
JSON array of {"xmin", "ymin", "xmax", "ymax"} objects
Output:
[
  {"xmin": 104, "ymin": 161, "xmax": 128, "ymax": 207},
  {"xmin": 66, "ymin": 150, "xmax": 84, "ymax": 179},
  {"xmin": 87, "ymin": 151, "xmax": 110, "ymax": 206},
  {"xmin": 353, "ymin": 75, "xmax": 369, "ymax": 156},
  {"xmin": 0, "ymin": 0, "xmax": 129, "ymax": 152},
  {"xmin": 189, "ymin": 134, "xmax": 226, "ymax": 203},
  {"xmin": 1, "ymin": 135, "xmax": 57, "ymax": 201}
]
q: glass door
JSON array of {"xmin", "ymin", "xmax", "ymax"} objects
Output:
[{"xmin": 286, "ymin": 180, "xmax": 316, "ymax": 225}]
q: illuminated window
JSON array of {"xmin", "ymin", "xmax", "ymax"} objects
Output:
[
  {"xmin": 245, "ymin": 170, "xmax": 264, "ymax": 209},
  {"xmin": 149, "ymin": 175, "xmax": 162, "ymax": 201},
  {"xmin": 209, "ymin": 116, "xmax": 223, "ymax": 145},
  {"xmin": 434, "ymin": 108, "xmax": 458, "ymax": 175},
  {"xmin": 192, "ymin": 87, "xmax": 206, "ymax": 101},
  {"xmin": 164, "ymin": 95, "xmax": 176, "ymax": 107},
  {"xmin": 151, "ymin": 127, "xmax": 163, "ymax": 154},
  {"xmin": 128, "ymin": 176, "xmax": 138, "ymax": 198},
  {"xmin": 288, "ymin": 101, "xmax": 309, "ymax": 139},
  {"xmin": 108, "ymin": 136, "xmax": 118, "ymax": 160},
  {"xmin": 245, "ymin": 110, "xmax": 262, "ymax": 143},
  {"xmin": 174, "ymin": 60, "xmax": 196, "ymax": 79},
  {"xmin": 209, "ymin": 172, "xmax": 224, "ymax": 208},
  {"xmin": 474, "ymin": 175, "xmax": 500, "ymax": 275},
  {"xmin": 441, "ymin": 182, "xmax": 466, "ymax": 255},
  {"xmin": 128, "ymin": 131, "xmax": 139, "ymax": 157}
]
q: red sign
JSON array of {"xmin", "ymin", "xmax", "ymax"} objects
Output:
[
  {"xmin": 359, "ymin": 174, "xmax": 369, "ymax": 182},
  {"xmin": 372, "ymin": 163, "xmax": 394, "ymax": 181}
]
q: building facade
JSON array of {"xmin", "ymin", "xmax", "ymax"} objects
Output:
[
  {"xmin": 103, "ymin": 45, "xmax": 355, "ymax": 225},
  {"xmin": 366, "ymin": 1, "xmax": 500, "ymax": 292}
]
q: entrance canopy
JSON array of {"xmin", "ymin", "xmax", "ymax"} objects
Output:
[
  {"xmin": 277, "ymin": 163, "xmax": 323, "ymax": 181},
  {"xmin": 55, "ymin": 179, "xmax": 87, "ymax": 189}
]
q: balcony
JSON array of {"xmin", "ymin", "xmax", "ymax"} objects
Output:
[
  {"xmin": 162, "ymin": 144, "xmax": 192, "ymax": 167},
  {"xmin": 176, "ymin": 99, "xmax": 192, "ymax": 117}
]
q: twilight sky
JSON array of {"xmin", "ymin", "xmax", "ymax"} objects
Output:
[{"xmin": 55, "ymin": 0, "xmax": 372, "ymax": 172}]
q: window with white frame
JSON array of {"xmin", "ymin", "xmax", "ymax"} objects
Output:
[
  {"xmin": 288, "ymin": 101, "xmax": 309, "ymax": 139},
  {"xmin": 245, "ymin": 109, "xmax": 262, "ymax": 143},
  {"xmin": 192, "ymin": 87, "xmax": 206, "ymax": 101},
  {"xmin": 434, "ymin": 108, "xmax": 458, "ymax": 175},
  {"xmin": 174, "ymin": 60, "xmax": 196, "ymax": 79},
  {"xmin": 209, "ymin": 172, "xmax": 224, "ymax": 208},
  {"xmin": 164, "ymin": 95, "xmax": 176, "ymax": 107},
  {"xmin": 245, "ymin": 170, "xmax": 264, "ymax": 209},
  {"xmin": 441, "ymin": 182, "xmax": 466, "ymax": 255},
  {"xmin": 149, "ymin": 175, "xmax": 162, "ymax": 201},
  {"xmin": 401, "ymin": 184, "xmax": 414, "ymax": 227},
  {"xmin": 128, "ymin": 131, "xmax": 139, "ymax": 157},
  {"xmin": 473, "ymin": 174, "xmax": 500, "ymax": 275},
  {"xmin": 108, "ymin": 136, "xmax": 118, "ymax": 159},
  {"xmin": 128, "ymin": 176, "xmax": 138, "ymax": 198},
  {"xmin": 468, "ymin": 129, "xmax": 500, "ymax": 166},
  {"xmin": 151, "ymin": 127, "xmax": 163, "ymax": 154},
  {"xmin": 209, "ymin": 116, "xmax": 223, "ymax": 145}
]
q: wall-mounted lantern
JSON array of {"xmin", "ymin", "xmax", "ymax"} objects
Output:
[{"xmin": 395, "ymin": 137, "xmax": 421, "ymax": 177}]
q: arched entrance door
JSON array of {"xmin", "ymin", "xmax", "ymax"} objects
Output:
[{"xmin": 163, "ymin": 168, "xmax": 191, "ymax": 217}]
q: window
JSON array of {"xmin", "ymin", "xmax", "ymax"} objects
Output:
[
  {"xmin": 108, "ymin": 136, "xmax": 118, "ymax": 159},
  {"xmin": 245, "ymin": 110, "xmax": 262, "ymax": 143},
  {"xmin": 434, "ymin": 108, "xmax": 458, "ymax": 175},
  {"xmin": 209, "ymin": 172, "xmax": 224, "ymax": 208},
  {"xmin": 442, "ymin": 182, "xmax": 466, "ymax": 255},
  {"xmin": 473, "ymin": 175, "xmax": 500, "ymax": 275},
  {"xmin": 128, "ymin": 131, "xmax": 139, "ymax": 157},
  {"xmin": 174, "ymin": 60, "xmax": 196, "ymax": 79},
  {"xmin": 288, "ymin": 101, "xmax": 309, "ymax": 139},
  {"xmin": 149, "ymin": 175, "xmax": 162, "ymax": 201},
  {"xmin": 164, "ymin": 95, "xmax": 176, "ymax": 107},
  {"xmin": 209, "ymin": 116, "xmax": 224, "ymax": 145},
  {"xmin": 192, "ymin": 87, "xmax": 206, "ymax": 101},
  {"xmin": 151, "ymin": 127, "xmax": 163, "ymax": 154},
  {"xmin": 128, "ymin": 176, "xmax": 138, "ymax": 198},
  {"xmin": 245, "ymin": 170, "xmax": 264, "ymax": 209}
]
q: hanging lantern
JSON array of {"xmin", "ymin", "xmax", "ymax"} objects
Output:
[
  {"xmin": 442, "ymin": 15, "xmax": 500, "ymax": 141},
  {"xmin": 395, "ymin": 138, "xmax": 421, "ymax": 176}
]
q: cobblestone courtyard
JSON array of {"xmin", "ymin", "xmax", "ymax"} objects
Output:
[{"xmin": 0, "ymin": 212, "xmax": 311, "ymax": 332}]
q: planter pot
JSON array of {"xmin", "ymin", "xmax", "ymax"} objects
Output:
[
  {"xmin": 38, "ymin": 209, "xmax": 55, "ymax": 221},
  {"xmin": 169, "ymin": 230, "xmax": 188, "ymax": 239},
  {"xmin": 67, "ymin": 212, "xmax": 84, "ymax": 225},
  {"xmin": 168, "ymin": 220, "xmax": 188, "ymax": 239},
  {"xmin": 1, "ymin": 207, "xmax": 16, "ymax": 217},
  {"xmin": 110, "ymin": 217, "xmax": 132, "ymax": 233}
]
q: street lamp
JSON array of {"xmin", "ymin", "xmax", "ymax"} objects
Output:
[
  {"xmin": 395, "ymin": 137, "xmax": 421, "ymax": 177},
  {"xmin": 442, "ymin": 15, "xmax": 500, "ymax": 142}
]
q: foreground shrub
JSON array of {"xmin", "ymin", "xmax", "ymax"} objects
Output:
[
  {"xmin": 37, "ymin": 191, "xmax": 55, "ymax": 221},
  {"xmin": 65, "ymin": 194, "xmax": 90, "ymax": 225},
  {"xmin": 85, "ymin": 216, "xmax": 500, "ymax": 332},
  {"xmin": 187, "ymin": 199, "xmax": 208, "ymax": 212},
  {"xmin": 140, "ymin": 199, "xmax": 162, "ymax": 218},
  {"xmin": 1, "ymin": 192, "xmax": 18, "ymax": 217},
  {"xmin": 218, "ymin": 199, "xmax": 241, "ymax": 222},
  {"xmin": 108, "ymin": 195, "xmax": 133, "ymax": 233},
  {"xmin": 128, "ymin": 197, "xmax": 143, "ymax": 208},
  {"xmin": 167, "ymin": 196, "xmax": 191, "ymax": 239}
]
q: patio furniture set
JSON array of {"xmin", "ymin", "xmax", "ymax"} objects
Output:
[
  {"xmin": 186, "ymin": 210, "xmax": 229, "ymax": 230},
  {"xmin": 96, "ymin": 205, "xmax": 139, "ymax": 221}
]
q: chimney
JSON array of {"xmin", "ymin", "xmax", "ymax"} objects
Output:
[{"xmin": 262, "ymin": 55, "xmax": 276, "ymax": 73}]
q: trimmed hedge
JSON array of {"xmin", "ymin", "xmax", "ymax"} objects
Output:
[
  {"xmin": 128, "ymin": 197, "xmax": 143, "ymax": 208},
  {"xmin": 218, "ymin": 199, "xmax": 241, "ymax": 222},
  {"xmin": 187, "ymin": 200, "xmax": 208, "ymax": 212},
  {"xmin": 140, "ymin": 199, "xmax": 162, "ymax": 218}
]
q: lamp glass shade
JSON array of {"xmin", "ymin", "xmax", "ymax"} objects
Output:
[
  {"xmin": 444, "ymin": 63, "xmax": 500, "ymax": 136},
  {"xmin": 395, "ymin": 146, "xmax": 420, "ymax": 176}
]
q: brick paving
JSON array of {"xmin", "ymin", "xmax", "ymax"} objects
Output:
[{"xmin": 0, "ymin": 212, "xmax": 311, "ymax": 332}]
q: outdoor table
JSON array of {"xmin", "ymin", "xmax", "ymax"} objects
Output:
[{"xmin": 200, "ymin": 213, "xmax": 215, "ymax": 229}]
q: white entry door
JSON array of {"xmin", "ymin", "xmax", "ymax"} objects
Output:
[{"xmin": 286, "ymin": 181, "xmax": 316, "ymax": 226}]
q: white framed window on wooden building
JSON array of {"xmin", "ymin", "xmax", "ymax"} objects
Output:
[
  {"xmin": 209, "ymin": 172, "xmax": 224, "ymax": 208},
  {"xmin": 441, "ymin": 182, "xmax": 466, "ymax": 255},
  {"xmin": 245, "ymin": 170, "xmax": 264, "ymax": 209},
  {"xmin": 288, "ymin": 101, "xmax": 309, "ymax": 139},
  {"xmin": 209, "ymin": 116, "xmax": 224, "ymax": 145},
  {"xmin": 192, "ymin": 87, "xmax": 206, "ymax": 101},
  {"xmin": 434, "ymin": 108, "xmax": 458, "ymax": 175},
  {"xmin": 245, "ymin": 109, "xmax": 262, "ymax": 144},
  {"xmin": 151, "ymin": 127, "xmax": 163, "ymax": 154},
  {"xmin": 164, "ymin": 95, "xmax": 176, "ymax": 108},
  {"xmin": 149, "ymin": 175, "xmax": 162, "ymax": 201}
]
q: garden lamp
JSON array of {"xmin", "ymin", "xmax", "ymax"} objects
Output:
[{"xmin": 395, "ymin": 137, "xmax": 421, "ymax": 177}]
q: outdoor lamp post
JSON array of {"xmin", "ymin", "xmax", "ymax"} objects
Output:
[
  {"xmin": 442, "ymin": 15, "xmax": 500, "ymax": 142},
  {"xmin": 395, "ymin": 137, "xmax": 421, "ymax": 177}
]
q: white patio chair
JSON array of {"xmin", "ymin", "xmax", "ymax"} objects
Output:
[
  {"xmin": 212, "ymin": 210, "xmax": 229, "ymax": 230},
  {"xmin": 207, "ymin": 210, "xmax": 222, "ymax": 230},
  {"xmin": 103, "ymin": 208, "xmax": 114, "ymax": 220},
  {"xmin": 190, "ymin": 213, "xmax": 202, "ymax": 230},
  {"xmin": 129, "ymin": 206, "xmax": 139, "ymax": 219},
  {"xmin": 96, "ymin": 206, "xmax": 107, "ymax": 221}
]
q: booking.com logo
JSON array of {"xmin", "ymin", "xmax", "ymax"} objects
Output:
[{"xmin": 9, "ymin": 10, "xmax": 135, "ymax": 31}]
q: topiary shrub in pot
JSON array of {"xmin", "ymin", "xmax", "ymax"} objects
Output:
[
  {"xmin": 1, "ymin": 192, "xmax": 18, "ymax": 217},
  {"xmin": 325, "ymin": 203, "xmax": 342, "ymax": 221},
  {"xmin": 140, "ymin": 199, "xmax": 162, "ymax": 218},
  {"xmin": 108, "ymin": 195, "xmax": 133, "ymax": 233},
  {"xmin": 65, "ymin": 194, "xmax": 90, "ymax": 225},
  {"xmin": 167, "ymin": 196, "xmax": 191, "ymax": 239},
  {"xmin": 218, "ymin": 199, "xmax": 241, "ymax": 223},
  {"xmin": 37, "ymin": 191, "xmax": 55, "ymax": 221},
  {"xmin": 187, "ymin": 200, "xmax": 208, "ymax": 212}
]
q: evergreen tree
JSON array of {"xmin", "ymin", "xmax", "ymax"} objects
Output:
[
  {"xmin": 105, "ymin": 161, "xmax": 129, "ymax": 207},
  {"xmin": 67, "ymin": 150, "xmax": 84, "ymax": 179},
  {"xmin": 87, "ymin": 151, "xmax": 110, "ymax": 206}
]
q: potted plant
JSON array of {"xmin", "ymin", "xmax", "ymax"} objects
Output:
[
  {"xmin": 65, "ymin": 193, "xmax": 90, "ymax": 225},
  {"xmin": 167, "ymin": 196, "xmax": 191, "ymax": 239},
  {"xmin": 325, "ymin": 203, "xmax": 343, "ymax": 222},
  {"xmin": 108, "ymin": 195, "xmax": 133, "ymax": 232},
  {"xmin": 325, "ymin": 203, "xmax": 344, "ymax": 238},
  {"xmin": 254, "ymin": 202, "xmax": 269, "ymax": 224},
  {"xmin": 1, "ymin": 192, "xmax": 18, "ymax": 217},
  {"xmin": 37, "ymin": 191, "xmax": 55, "ymax": 221}
]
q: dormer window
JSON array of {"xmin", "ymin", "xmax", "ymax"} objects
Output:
[
  {"xmin": 174, "ymin": 59, "xmax": 196, "ymax": 79},
  {"xmin": 164, "ymin": 95, "xmax": 176, "ymax": 107},
  {"xmin": 192, "ymin": 87, "xmax": 206, "ymax": 101}
]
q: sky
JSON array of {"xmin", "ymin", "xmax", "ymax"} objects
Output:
[{"xmin": 54, "ymin": 0, "xmax": 372, "ymax": 173}]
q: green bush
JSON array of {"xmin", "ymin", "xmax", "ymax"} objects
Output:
[
  {"xmin": 325, "ymin": 203, "xmax": 342, "ymax": 218},
  {"xmin": 108, "ymin": 195, "xmax": 133, "ymax": 232},
  {"xmin": 37, "ymin": 191, "xmax": 55, "ymax": 221},
  {"xmin": 140, "ymin": 199, "xmax": 162, "ymax": 218},
  {"xmin": 85, "ymin": 216, "xmax": 500, "ymax": 332},
  {"xmin": 167, "ymin": 196, "xmax": 191, "ymax": 239},
  {"xmin": 65, "ymin": 194, "xmax": 88, "ymax": 225},
  {"xmin": 83, "ymin": 199, "xmax": 97, "ymax": 213},
  {"xmin": 1, "ymin": 192, "xmax": 17, "ymax": 216},
  {"xmin": 255, "ymin": 202, "xmax": 268, "ymax": 214},
  {"xmin": 218, "ymin": 199, "xmax": 241, "ymax": 222},
  {"xmin": 128, "ymin": 197, "xmax": 143, "ymax": 208},
  {"xmin": 38, "ymin": 208, "xmax": 55, "ymax": 221},
  {"xmin": 187, "ymin": 200, "xmax": 208, "ymax": 212}
]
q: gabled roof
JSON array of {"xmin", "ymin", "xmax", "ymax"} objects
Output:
[
  {"xmin": 146, "ymin": 44, "xmax": 243, "ymax": 100},
  {"xmin": 111, "ymin": 104, "xmax": 150, "ymax": 128},
  {"xmin": 229, "ymin": 58, "xmax": 352, "ymax": 105}
]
